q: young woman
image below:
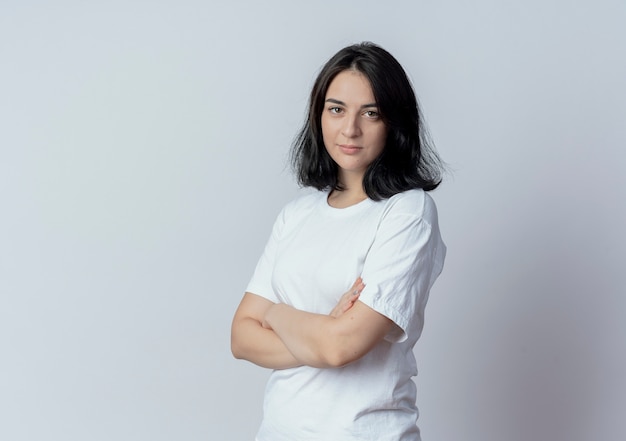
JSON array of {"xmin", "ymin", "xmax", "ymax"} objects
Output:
[{"xmin": 231, "ymin": 42, "xmax": 446, "ymax": 441}]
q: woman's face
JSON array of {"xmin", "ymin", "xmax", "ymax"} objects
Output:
[{"xmin": 321, "ymin": 70, "xmax": 387, "ymax": 182}]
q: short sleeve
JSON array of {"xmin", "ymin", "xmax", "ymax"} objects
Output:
[
  {"xmin": 245, "ymin": 208, "xmax": 287, "ymax": 304},
  {"xmin": 357, "ymin": 196, "xmax": 446, "ymax": 343}
]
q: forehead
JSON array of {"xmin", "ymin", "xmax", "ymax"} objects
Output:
[{"xmin": 325, "ymin": 70, "xmax": 375, "ymax": 103}]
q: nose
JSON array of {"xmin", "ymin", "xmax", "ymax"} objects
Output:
[{"xmin": 341, "ymin": 114, "xmax": 361, "ymax": 138}]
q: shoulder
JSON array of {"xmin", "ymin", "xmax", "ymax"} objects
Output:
[
  {"xmin": 282, "ymin": 189, "xmax": 325, "ymax": 213},
  {"xmin": 276, "ymin": 189, "xmax": 326, "ymax": 224},
  {"xmin": 380, "ymin": 189, "xmax": 440, "ymax": 225}
]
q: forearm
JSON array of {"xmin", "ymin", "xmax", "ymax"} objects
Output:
[
  {"xmin": 231, "ymin": 316, "xmax": 302, "ymax": 370},
  {"xmin": 231, "ymin": 285, "xmax": 390, "ymax": 370},
  {"xmin": 264, "ymin": 304, "xmax": 350, "ymax": 368}
]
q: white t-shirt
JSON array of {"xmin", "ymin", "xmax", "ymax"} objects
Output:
[{"xmin": 246, "ymin": 189, "xmax": 446, "ymax": 441}]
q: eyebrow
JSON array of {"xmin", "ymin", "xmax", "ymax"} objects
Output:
[{"xmin": 325, "ymin": 98, "xmax": 378, "ymax": 109}]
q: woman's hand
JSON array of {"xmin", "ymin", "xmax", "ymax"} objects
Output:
[
  {"xmin": 329, "ymin": 277, "xmax": 365, "ymax": 318},
  {"xmin": 261, "ymin": 277, "xmax": 391, "ymax": 368},
  {"xmin": 262, "ymin": 277, "xmax": 364, "ymax": 329}
]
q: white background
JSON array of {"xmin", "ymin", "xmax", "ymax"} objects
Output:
[{"xmin": 1, "ymin": 1, "xmax": 625, "ymax": 440}]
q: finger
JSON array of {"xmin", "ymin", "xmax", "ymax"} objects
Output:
[
  {"xmin": 343, "ymin": 286, "xmax": 361, "ymax": 302},
  {"xmin": 343, "ymin": 293, "xmax": 360, "ymax": 310},
  {"xmin": 354, "ymin": 282, "xmax": 365, "ymax": 295},
  {"xmin": 350, "ymin": 277, "xmax": 362, "ymax": 290},
  {"xmin": 344, "ymin": 289, "xmax": 360, "ymax": 303}
]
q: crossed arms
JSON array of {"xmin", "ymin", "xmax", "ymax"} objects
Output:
[{"xmin": 230, "ymin": 279, "xmax": 395, "ymax": 369}]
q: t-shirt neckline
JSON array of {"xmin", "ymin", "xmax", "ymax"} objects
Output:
[{"xmin": 320, "ymin": 190, "xmax": 375, "ymax": 216}]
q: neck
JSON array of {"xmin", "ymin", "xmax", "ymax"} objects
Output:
[{"xmin": 328, "ymin": 172, "xmax": 368, "ymax": 208}]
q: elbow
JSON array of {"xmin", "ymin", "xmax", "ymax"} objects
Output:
[
  {"xmin": 230, "ymin": 326, "xmax": 246, "ymax": 360},
  {"xmin": 230, "ymin": 339, "xmax": 240, "ymax": 360},
  {"xmin": 231, "ymin": 340, "xmax": 243, "ymax": 360},
  {"xmin": 231, "ymin": 338, "xmax": 250, "ymax": 361}
]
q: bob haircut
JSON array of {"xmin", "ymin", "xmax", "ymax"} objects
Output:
[{"xmin": 291, "ymin": 42, "xmax": 444, "ymax": 200}]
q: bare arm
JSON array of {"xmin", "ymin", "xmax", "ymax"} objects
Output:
[
  {"xmin": 231, "ymin": 278, "xmax": 366, "ymax": 369},
  {"xmin": 231, "ymin": 292, "xmax": 301, "ymax": 369},
  {"xmin": 263, "ymin": 299, "xmax": 394, "ymax": 368}
]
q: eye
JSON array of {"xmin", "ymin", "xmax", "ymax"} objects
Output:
[
  {"xmin": 363, "ymin": 110, "xmax": 380, "ymax": 119},
  {"xmin": 329, "ymin": 106, "xmax": 343, "ymax": 114}
]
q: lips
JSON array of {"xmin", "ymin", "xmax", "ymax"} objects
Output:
[{"xmin": 338, "ymin": 144, "xmax": 362, "ymax": 154}]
